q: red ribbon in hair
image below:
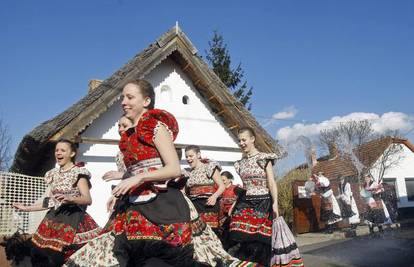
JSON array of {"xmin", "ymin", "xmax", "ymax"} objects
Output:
[{"xmin": 75, "ymin": 162, "xmax": 85, "ymax": 167}]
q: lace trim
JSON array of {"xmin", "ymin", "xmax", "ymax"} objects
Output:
[{"xmin": 153, "ymin": 121, "xmax": 174, "ymax": 142}]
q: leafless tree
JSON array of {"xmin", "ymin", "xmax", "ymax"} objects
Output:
[
  {"xmin": 319, "ymin": 120, "xmax": 373, "ymax": 152},
  {"xmin": 371, "ymin": 130, "xmax": 404, "ymax": 183},
  {"xmin": 318, "ymin": 120, "xmax": 404, "ymax": 184},
  {"xmin": 0, "ymin": 118, "xmax": 11, "ymax": 171}
]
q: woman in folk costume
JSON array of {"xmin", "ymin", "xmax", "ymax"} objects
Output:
[
  {"xmin": 5, "ymin": 139, "xmax": 101, "ymax": 267},
  {"xmin": 310, "ymin": 173, "xmax": 342, "ymax": 234},
  {"xmin": 64, "ymin": 117, "xmax": 135, "ymax": 267},
  {"xmin": 337, "ymin": 176, "xmax": 360, "ymax": 229},
  {"xmin": 362, "ymin": 175, "xmax": 389, "ymax": 233},
  {"xmin": 183, "ymin": 145, "xmax": 225, "ymax": 232},
  {"xmin": 111, "ymin": 79, "xmax": 218, "ymax": 267},
  {"xmin": 228, "ymin": 127, "xmax": 304, "ymax": 267},
  {"xmin": 102, "ymin": 116, "xmax": 134, "ymax": 181},
  {"xmin": 218, "ymin": 171, "xmax": 239, "ymax": 247},
  {"xmin": 72, "ymin": 79, "xmax": 208, "ymax": 267},
  {"xmin": 182, "ymin": 147, "xmax": 256, "ymax": 266}
]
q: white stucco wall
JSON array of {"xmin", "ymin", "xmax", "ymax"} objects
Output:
[
  {"xmin": 77, "ymin": 58, "xmax": 243, "ymax": 226},
  {"xmin": 370, "ymin": 144, "xmax": 414, "ymax": 209}
]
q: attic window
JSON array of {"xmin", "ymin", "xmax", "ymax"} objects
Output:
[
  {"xmin": 182, "ymin": 95, "xmax": 190, "ymax": 105},
  {"xmin": 160, "ymin": 85, "xmax": 172, "ymax": 102}
]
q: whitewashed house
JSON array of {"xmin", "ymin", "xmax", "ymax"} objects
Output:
[
  {"xmin": 9, "ymin": 26, "xmax": 283, "ymax": 226},
  {"xmin": 370, "ymin": 138, "xmax": 414, "ymax": 211}
]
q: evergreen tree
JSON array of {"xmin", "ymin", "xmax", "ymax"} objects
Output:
[{"xmin": 205, "ymin": 31, "xmax": 253, "ymax": 110}]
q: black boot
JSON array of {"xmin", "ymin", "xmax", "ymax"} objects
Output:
[
  {"xmin": 378, "ymin": 225, "xmax": 384, "ymax": 233},
  {"xmin": 369, "ymin": 225, "xmax": 374, "ymax": 234},
  {"xmin": 325, "ymin": 224, "xmax": 334, "ymax": 234}
]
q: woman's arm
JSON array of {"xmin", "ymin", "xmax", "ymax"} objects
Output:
[
  {"xmin": 102, "ymin": 171, "xmax": 124, "ymax": 181},
  {"xmin": 266, "ymin": 162, "xmax": 279, "ymax": 217},
  {"xmin": 206, "ymin": 169, "xmax": 225, "ymax": 206},
  {"xmin": 112, "ymin": 124, "xmax": 181, "ymax": 196},
  {"xmin": 12, "ymin": 202, "xmax": 49, "ymax": 212},
  {"xmin": 55, "ymin": 178, "xmax": 92, "ymax": 205},
  {"xmin": 13, "ymin": 185, "xmax": 53, "ymax": 211}
]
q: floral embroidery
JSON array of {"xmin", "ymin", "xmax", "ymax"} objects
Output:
[
  {"xmin": 112, "ymin": 209, "xmax": 192, "ymax": 247},
  {"xmin": 115, "ymin": 152, "xmax": 127, "ymax": 173},
  {"xmin": 234, "ymin": 153, "xmax": 277, "ymax": 196},
  {"xmin": 185, "ymin": 160, "xmax": 221, "ymax": 189},
  {"xmin": 230, "ymin": 208, "xmax": 272, "ymax": 237},
  {"xmin": 43, "ymin": 166, "xmax": 91, "ymax": 209},
  {"xmin": 119, "ymin": 109, "xmax": 178, "ymax": 168}
]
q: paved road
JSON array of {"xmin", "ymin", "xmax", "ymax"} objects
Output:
[{"xmin": 300, "ymin": 229, "xmax": 414, "ymax": 267}]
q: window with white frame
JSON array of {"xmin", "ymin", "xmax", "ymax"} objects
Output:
[{"xmin": 405, "ymin": 178, "xmax": 414, "ymax": 201}]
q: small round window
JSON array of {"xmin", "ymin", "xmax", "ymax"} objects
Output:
[{"xmin": 182, "ymin": 95, "xmax": 190, "ymax": 105}]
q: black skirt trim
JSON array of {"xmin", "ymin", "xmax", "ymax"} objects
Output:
[
  {"xmin": 272, "ymin": 242, "xmax": 298, "ymax": 255},
  {"xmin": 113, "ymin": 233, "xmax": 210, "ymax": 267}
]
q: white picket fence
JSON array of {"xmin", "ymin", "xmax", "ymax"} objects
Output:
[{"xmin": 0, "ymin": 172, "xmax": 47, "ymax": 235}]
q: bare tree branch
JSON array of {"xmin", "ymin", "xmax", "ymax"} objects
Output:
[
  {"xmin": 0, "ymin": 118, "xmax": 12, "ymax": 171},
  {"xmin": 317, "ymin": 120, "xmax": 404, "ymax": 185}
]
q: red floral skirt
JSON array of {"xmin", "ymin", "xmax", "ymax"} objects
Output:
[
  {"xmin": 229, "ymin": 194, "xmax": 273, "ymax": 244},
  {"xmin": 111, "ymin": 187, "xmax": 192, "ymax": 247},
  {"xmin": 191, "ymin": 197, "xmax": 220, "ymax": 229},
  {"xmin": 31, "ymin": 205, "xmax": 101, "ymax": 256}
]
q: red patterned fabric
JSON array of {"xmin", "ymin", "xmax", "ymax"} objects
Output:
[
  {"xmin": 200, "ymin": 212, "xmax": 220, "ymax": 229},
  {"xmin": 119, "ymin": 109, "xmax": 179, "ymax": 168},
  {"xmin": 219, "ymin": 185, "xmax": 238, "ymax": 226},
  {"xmin": 32, "ymin": 214, "xmax": 100, "ymax": 253},
  {"xmin": 114, "ymin": 109, "xmax": 193, "ymax": 247},
  {"xmin": 111, "ymin": 210, "xmax": 192, "ymax": 247},
  {"xmin": 73, "ymin": 214, "xmax": 102, "ymax": 244},
  {"xmin": 189, "ymin": 185, "xmax": 216, "ymax": 197},
  {"xmin": 220, "ymin": 185, "xmax": 238, "ymax": 214},
  {"xmin": 230, "ymin": 208, "xmax": 272, "ymax": 238}
]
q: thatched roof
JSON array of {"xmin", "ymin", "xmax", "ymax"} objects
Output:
[{"xmin": 11, "ymin": 26, "xmax": 284, "ymax": 175}]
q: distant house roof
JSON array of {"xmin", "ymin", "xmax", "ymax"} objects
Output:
[
  {"xmin": 293, "ymin": 137, "xmax": 413, "ymax": 180},
  {"xmin": 11, "ymin": 26, "xmax": 285, "ymax": 175}
]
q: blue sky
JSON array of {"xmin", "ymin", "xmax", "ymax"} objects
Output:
[{"xmin": 1, "ymin": 0, "xmax": 413, "ymax": 172}]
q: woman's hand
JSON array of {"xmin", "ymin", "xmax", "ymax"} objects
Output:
[
  {"xmin": 106, "ymin": 196, "xmax": 117, "ymax": 213},
  {"xmin": 206, "ymin": 195, "xmax": 218, "ymax": 206},
  {"xmin": 12, "ymin": 203, "xmax": 30, "ymax": 211},
  {"xmin": 102, "ymin": 171, "xmax": 124, "ymax": 181},
  {"xmin": 112, "ymin": 176, "xmax": 143, "ymax": 197},
  {"xmin": 55, "ymin": 194, "xmax": 74, "ymax": 204},
  {"xmin": 272, "ymin": 202, "xmax": 279, "ymax": 218}
]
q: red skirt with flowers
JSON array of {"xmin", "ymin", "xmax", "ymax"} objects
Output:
[
  {"xmin": 229, "ymin": 194, "xmax": 273, "ymax": 266},
  {"xmin": 31, "ymin": 204, "xmax": 101, "ymax": 258},
  {"xmin": 189, "ymin": 185, "xmax": 220, "ymax": 229},
  {"xmin": 190, "ymin": 197, "xmax": 220, "ymax": 230},
  {"xmin": 110, "ymin": 187, "xmax": 192, "ymax": 246},
  {"xmin": 229, "ymin": 194, "xmax": 273, "ymax": 243},
  {"xmin": 109, "ymin": 186, "xmax": 196, "ymax": 266}
]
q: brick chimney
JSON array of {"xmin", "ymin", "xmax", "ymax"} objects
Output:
[
  {"xmin": 88, "ymin": 79, "xmax": 102, "ymax": 92},
  {"xmin": 309, "ymin": 146, "xmax": 318, "ymax": 167},
  {"xmin": 328, "ymin": 142, "xmax": 339, "ymax": 159}
]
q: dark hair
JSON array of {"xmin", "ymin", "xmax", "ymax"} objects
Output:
[
  {"xmin": 119, "ymin": 115, "xmax": 133, "ymax": 124},
  {"xmin": 125, "ymin": 79, "xmax": 155, "ymax": 109},
  {"xmin": 56, "ymin": 139, "xmax": 78, "ymax": 163},
  {"xmin": 185, "ymin": 145, "xmax": 201, "ymax": 154},
  {"xmin": 238, "ymin": 126, "xmax": 256, "ymax": 139},
  {"xmin": 221, "ymin": 171, "xmax": 234, "ymax": 180}
]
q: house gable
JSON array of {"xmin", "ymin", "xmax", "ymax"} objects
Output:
[{"xmin": 11, "ymin": 26, "xmax": 283, "ymax": 175}]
